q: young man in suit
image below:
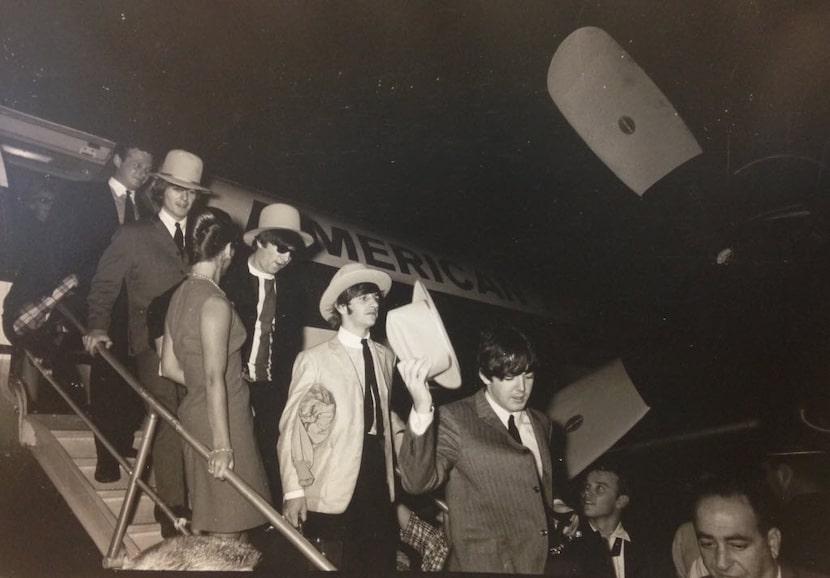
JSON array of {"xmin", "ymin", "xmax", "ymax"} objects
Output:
[
  {"xmin": 83, "ymin": 150, "xmax": 205, "ymax": 534},
  {"xmin": 397, "ymin": 324, "xmax": 578, "ymax": 574},
  {"xmin": 278, "ymin": 263, "xmax": 403, "ymax": 574},
  {"xmin": 580, "ymin": 465, "xmax": 651, "ymax": 578},
  {"xmin": 221, "ymin": 203, "xmax": 312, "ymax": 506}
]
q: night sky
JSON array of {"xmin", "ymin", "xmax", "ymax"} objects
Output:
[{"xmin": 4, "ymin": 0, "xmax": 830, "ymax": 440}]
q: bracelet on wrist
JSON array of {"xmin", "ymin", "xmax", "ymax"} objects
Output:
[{"xmin": 210, "ymin": 448, "xmax": 233, "ymax": 456}]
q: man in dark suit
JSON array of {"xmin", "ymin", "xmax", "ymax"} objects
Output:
[
  {"xmin": 83, "ymin": 150, "xmax": 206, "ymax": 533},
  {"xmin": 221, "ymin": 202, "xmax": 312, "ymax": 506},
  {"xmin": 70, "ymin": 143, "xmax": 154, "ymax": 483},
  {"xmin": 580, "ymin": 464, "xmax": 650, "ymax": 578},
  {"xmin": 397, "ymin": 325, "xmax": 578, "ymax": 574}
]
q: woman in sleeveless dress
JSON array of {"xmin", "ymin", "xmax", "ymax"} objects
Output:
[{"xmin": 160, "ymin": 207, "xmax": 271, "ymax": 539}]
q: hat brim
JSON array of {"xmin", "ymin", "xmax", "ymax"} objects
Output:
[
  {"xmin": 153, "ymin": 172, "xmax": 212, "ymax": 193},
  {"xmin": 318, "ymin": 267, "xmax": 392, "ymax": 321},
  {"xmin": 243, "ymin": 227, "xmax": 314, "ymax": 248},
  {"xmin": 386, "ymin": 280, "xmax": 462, "ymax": 389}
]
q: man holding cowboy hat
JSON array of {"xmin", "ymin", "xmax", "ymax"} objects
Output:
[
  {"xmin": 277, "ymin": 262, "xmax": 405, "ymax": 574},
  {"xmin": 84, "ymin": 149, "xmax": 209, "ymax": 534},
  {"xmin": 221, "ymin": 202, "xmax": 313, "ymax": 507}
]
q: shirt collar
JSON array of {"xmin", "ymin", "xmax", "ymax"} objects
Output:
[
  {"xmin": 247, "ymin": 256, "xmax": 275, "ymax": 280},
  {"xmin": 609, "ymin": 522, "xmax": 630, "ymax": 542},
  {"xmin": 484, "ymin": 390, "xmax": 526, "ymax": 428},
  {"xmin": 587, "ymin": 521, "xmax": 631, "ymax": 543},
  {"xmin": 108, "ymin": 177, "xmax": 129, "ymax": 198},
  {"xmin": 158, "ymin": 208, "xmax": 186, "ymax": 232},
  {"xmin": 337, "ymin": 326, "xmax": 368, "ymax": 349}
]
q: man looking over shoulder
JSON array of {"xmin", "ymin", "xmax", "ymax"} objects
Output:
[
  {"xmin": 221, "ymin": 203, "xmax": 312, "ymax": 506},
  {"xmin": 580, "ymin": 464, "xmax": 655, "ymax": 578},
  {"xmin": 397, "ymin": 324, "xmax": 578, "ymax": 574}
]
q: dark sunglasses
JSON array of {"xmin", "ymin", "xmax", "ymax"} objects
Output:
[{"xmin": 274, "ymin": 242, "xmax": 297, "ymax": 255}]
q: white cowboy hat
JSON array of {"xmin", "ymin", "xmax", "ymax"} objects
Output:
[
  {"xmin": 152, "ymin": 149, "xmax": 211, "ymax": 192},
  {"xmin": 243, "ymin": 203, "xmax": 314, "ymax": 247},
  {"xmin": 318, "ymin": 263, "xmax": 392, "ymax": 321},
  {"xmin": 386, "ymin": 280, "xmax": 462, "ymax": 389}
]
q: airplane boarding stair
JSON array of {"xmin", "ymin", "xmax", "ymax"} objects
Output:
[{"xmin": 18, "ymin": 410, "xmax": 163, "ymax": 559}]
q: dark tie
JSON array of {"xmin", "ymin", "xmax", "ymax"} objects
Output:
[
  {"xmin": 507, "ymin": 414, "xmax": 522, "ymax": 445},
  {"xmin": 361, "ymin": 338, "xmax": 383, "ymax": 437},
  {"xmin": 174, "ymin": 222, "xmax": 184, "ymax": 254},
  {"xmin": 610, "ymin": 537, "xmax": 623, "ymax": 557},
  {"xmin": 124, "ymin": 191, "xmax": 136, "ymax": 224}
]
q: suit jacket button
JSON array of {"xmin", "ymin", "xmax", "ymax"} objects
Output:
[
  {"xmin": 533, "ymin": 486, "xmax": 541, "ymax": 493},
  {"xmin": 540, "ymin": 529, "xmax": 548, "ymax": 536}
]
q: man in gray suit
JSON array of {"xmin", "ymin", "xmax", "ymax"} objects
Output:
[
  {"xmin": 397, "ymin": 324, "xmax": 578, "ymax": 574},
  {"xmin": 83, "ymin": 150, "xmax": 206, "ymax": 535}
]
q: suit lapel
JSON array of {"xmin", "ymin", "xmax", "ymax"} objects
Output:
[
  {"xmin": 474, "ymin": 390, "xmax": 514, "ymax": 441},
  {"xmin": 529, "ymin": 410, "xmax": 553, "ymax": 482},
  {"xmin": 151, "ymin": 216, "xmax": 185, "ymax": 263},
  {"xmin": 327, "ymin": 338, "xmax": 362, "ymax": 391}
]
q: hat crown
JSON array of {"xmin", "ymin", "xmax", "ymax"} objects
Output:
[
  {"xmin": 242, "ymin": 202, "xmax": 314, "ymax": 247},
  {"xmin": 331, "ymin": 263, "xmax": 369, "ymax": 285},
  {"xmin": 257, "ymin": 203, "xmax": 302, "ymax": 231},
  {"xmin": 386, "ymin": 280, "xmax": 461, "ymax": 389},
  {"xmin": 157, "ymin": 150, "xmax": 204, "ymax": 187},
  {"xmin": 317, "ymin": 263, "xmax": 392, "ymax": 321}
]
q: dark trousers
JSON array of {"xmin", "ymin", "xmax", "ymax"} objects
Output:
[
  {"xmin": 247, "ymin": 379, "xmax": 288, "ymax": 507},
  {"xmin": 89, "ymin": 346, "xmax": 144, "ymax": 468},
  {"xmin": 304, "ymin": 435, "xmax": 397, "ymax": 574},
  {"xmin": 135, "ymin": 349, "xmax": 186, "ymax": 509},
  {"xmin": 89, "ymin": 289, "xmax": 144, "ymax": 470}
]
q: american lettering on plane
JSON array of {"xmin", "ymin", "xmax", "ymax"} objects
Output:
[{"xmin": 207, "ymin": 177, "xmax": 551, "ymax": 317}]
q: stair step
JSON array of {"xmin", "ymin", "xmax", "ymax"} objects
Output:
[
  {"xmin": 127, "ymin": 523, "xmax": 164, "ymax": 551},
  {"xmin": 100, "ymin": 491, "xmax": 157, "ymax": 525},
  {"xmin": 53, "ymin": 428, "xmax": 96, "ymax": 459}
]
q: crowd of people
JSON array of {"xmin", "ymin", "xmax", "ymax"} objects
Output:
[{"xmin": 2, "ymin": 144, "xmax": 830, "ymax": 577}]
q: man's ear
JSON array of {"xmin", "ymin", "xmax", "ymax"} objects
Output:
[
  {"xmin": 113, "ymin": 153, "xmax": 123, "ymax": 169},
  {"xmin": 615, "ymin": 494, "xmax": 629, "ymax": 510},
  {"xmin": 478, "ymin": 371, "xmax": 492, "ymax": 386},
  {"xmin": 767, "ymin": 527, "xmax": 782, "ymax": 560}
]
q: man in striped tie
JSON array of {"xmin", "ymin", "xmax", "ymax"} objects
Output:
[{"xmin": 221, "ymin": 203, "xmax": 313, "ymax": 506}]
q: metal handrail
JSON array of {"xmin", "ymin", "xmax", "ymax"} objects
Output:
[
  {"xmin": 52, "ymin": 304, "xmax": 336, "ymax": 571},
  {"xmin": 21, "ymin": 351, "xmax": 181, "ymax": 563}
]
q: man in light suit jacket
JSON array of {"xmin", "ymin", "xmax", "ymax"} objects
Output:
[
  {"xmin": 397, "ymin": 325, "xmax": 578, "ymax": 574},
  {"xmin": 84, "ymin": 150, "xmax": 206, "ymax": 534},
  {"xmin": 278, "ymin": 263, "xmax": 404, "ymax": 575}
]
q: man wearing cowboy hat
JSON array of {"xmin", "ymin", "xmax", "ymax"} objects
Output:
[
  {"xmin": 84, "ymin": 149, "xmax": 207, "ymax": 534},
  {"xmin": 221, "ymin": 202, "xmax": 313, "ymax": 506},
  {"xmin": 277, "ymin": 262, "xmax": 405, "ymax": 574}
]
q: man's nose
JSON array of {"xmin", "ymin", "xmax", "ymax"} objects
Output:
[
  {"xmin": 715, "ymin": 546, "xmax": 731, "ymax": 571},
  {"xmin": 515, "ymin": 375, "xmax": 527, "ymax": 392}
]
